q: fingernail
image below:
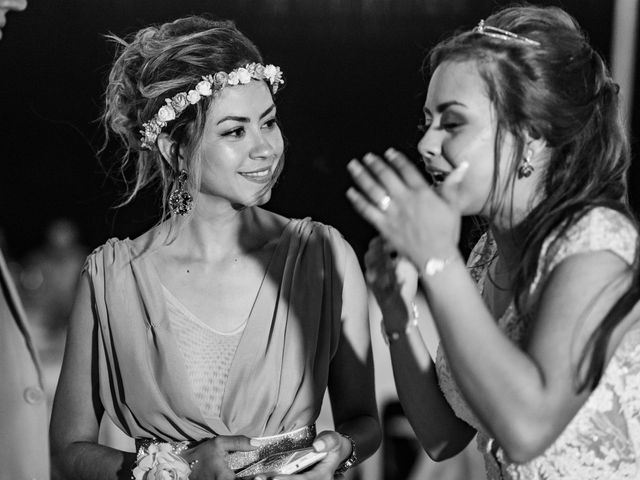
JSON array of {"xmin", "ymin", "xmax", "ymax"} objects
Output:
[
  {"xmin": 347, "ymin": 159, "xmax": 362, "ymax": 172},
  {"xmin": 313, "ymin": 439, "xmax": 326, "ymax": 451},
  {"xmin": 385, "ymin": 148, "xmax": 396, "ymax": 157},
  {"xmin": 363, "ymin": 153, "xmax": 375, "ymax": 164}
]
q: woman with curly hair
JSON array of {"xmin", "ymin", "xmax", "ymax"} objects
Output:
[{"xmin": 50, "ymin": 16, "xmax": 380, "ymax": 480}]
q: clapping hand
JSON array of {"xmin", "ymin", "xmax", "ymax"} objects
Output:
[
  {"xmin": 346, "ymin": 148, "xmax": 468, "ymax": 270},
  {"xmin": 364, "ymin": 237, "xmax": 418, "ymax": 328}
]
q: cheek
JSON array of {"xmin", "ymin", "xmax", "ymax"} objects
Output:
[
  {"xmin": 272, "ymin": 130, "xmax": 285, "ymax": 156},
  {"xmin": 450, "ymin": 139, "xmax": 496, "ymax": 214}
]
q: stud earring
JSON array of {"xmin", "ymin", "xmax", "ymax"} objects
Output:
[
  {"xmin": 168, "ymin": 169, "xmax": 193, "ymax": 216},
  {"xmin": 518, "ymin": 149, "xmax": 534, "ymax": 179}
]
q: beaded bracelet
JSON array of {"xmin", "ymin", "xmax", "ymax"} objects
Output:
[{"xmin": 335, "ymin": 433, "xmax": 358, "ymax": 475}]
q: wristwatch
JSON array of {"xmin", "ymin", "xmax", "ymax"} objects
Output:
[
  {"xmin": 335, "ymin": 433, "xmax": 357, "ymax": 475},
  {"xmin": 421, "ymin": 255, "xmax": 455, "ymax": 277}
]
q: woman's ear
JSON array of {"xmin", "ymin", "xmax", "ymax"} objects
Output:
[
  {"xmin": 157, "ymin": 133, "xmax": 183, "ymax": 170},
  {"xmin": 524, "ymin": 132, "xmax": 547, "ymax": 161}
]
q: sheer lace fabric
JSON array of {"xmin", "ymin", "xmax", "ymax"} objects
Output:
[
  {"xmin": 163, "ymin": 285, "xmax": 244, "ymax": 419},
  {"xmin": 435, "ymin": 207, "xmax": 640, "ymax": 479}
]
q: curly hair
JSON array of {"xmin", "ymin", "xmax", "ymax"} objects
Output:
[
  {"xmin": 102, "ymin": 16, "xmax": 271, "ymax": 219},
  {"xmin": 426, "ymin": 4, "xmax": 639, "ymax": 391}
]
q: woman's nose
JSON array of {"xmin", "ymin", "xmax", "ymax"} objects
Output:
[
  {"xmin": 417, "ymin": 127, "xmax": 441, "ymax": 161},
  {"xmin": 249, "ymin": 131, "xmax": 275, "ymax": 159}
]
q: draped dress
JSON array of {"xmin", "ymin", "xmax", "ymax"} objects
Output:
[{"xmin": 83, "ymin": 218, "xmax": 357, "ymax": 468}]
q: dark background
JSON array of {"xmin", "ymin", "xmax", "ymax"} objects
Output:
[{"xmin": 0, "ymin": 0, "xmax": 637, "ymax": 261}]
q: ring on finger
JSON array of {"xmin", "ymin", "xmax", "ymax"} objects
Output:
[{"xmin": 378, "ymin": 194, "xmax": 392, "ymax": 212}]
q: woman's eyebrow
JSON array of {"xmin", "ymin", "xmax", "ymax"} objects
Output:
[
  {"xmin": 216, "ymin": 104, "xmax": 276, "ymax": 125},
  {"xmin": 423, "ymin": 100, "xmax": 467, "ymax": 116}
]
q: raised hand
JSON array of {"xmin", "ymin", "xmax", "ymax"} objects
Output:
[
  {"xmin": 346, "ymin": 148, "xmax": 468, "ymax": 270},
  {"xmin": 364, "ymin": 236, "xmax": 418, "ymax": 329}
]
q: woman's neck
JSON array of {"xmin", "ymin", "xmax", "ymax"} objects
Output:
[
  {"xmin": 172, "ymin": 205, "xmax": 267, "ymax": 261},
  {"xmin": 489, "ymin": 224, "xmax": 526, "ymax": 274}
]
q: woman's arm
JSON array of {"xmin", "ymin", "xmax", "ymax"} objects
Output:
[
  {"xmin": 365, "ymin": 239, "xmax": 474, "ymax": 460},
  {"xmin": 420, "ymin": 249, "xmax": 634, "ymax": 463},
  {"xmin": 50, "ymin": 273, "xmax": 136, "ymax": 480},
  {"xmin": 387, "ymin": 313, "xmax": 476, "ymax": 460},
  {"xmin": 346, "ymin": 149, "xmax": 638, "ymax": 463},
  {"xmin": 325, "ymin": 242, "xmax": 382, "ymax": 467}
]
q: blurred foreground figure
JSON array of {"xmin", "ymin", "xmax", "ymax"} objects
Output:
[
  {"xmin": 0, "ymin": 0, "xmax": 26, "ymax": 40},
  {"xmin": 19, "ymin": 219, "xmax": 88, "ymax": 414},
  {"xmin": 0, "ymin": 1, "xmax": 50, "ymax": 479}
]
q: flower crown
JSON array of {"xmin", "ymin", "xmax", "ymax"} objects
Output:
[
  {"xmin": 140, "ymin": 62, "xmax": 284, "ymax": 150},
  {"xmin": 472, "ymin": 19, "xmax": 541, "ymax": 47}
]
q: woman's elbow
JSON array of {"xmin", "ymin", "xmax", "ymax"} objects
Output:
[{"xmin": 497, "ymin": 418, "xmax": 557, "ymax": 464}]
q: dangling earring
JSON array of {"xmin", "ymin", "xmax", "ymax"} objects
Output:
[
  {"xmin": 518, "ymin": 149, "xmax": 535, "ymax": 179},
  {"xmin": 169, "ymin": 169, "xmax": 193, "ymax": 216}
]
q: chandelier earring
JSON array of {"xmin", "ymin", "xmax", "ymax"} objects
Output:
[
  {"xmin": 518, "ymin": 149, "xmax": 535, "ymax": 179},
  {"xmin": 168, "ymin": 169, "xmax": 193, "ymax": 216}
]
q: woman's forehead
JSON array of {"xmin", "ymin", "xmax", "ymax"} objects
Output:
[{"xmin": 425, "ymin": 60, "xmax": 490, "ymax": 111}]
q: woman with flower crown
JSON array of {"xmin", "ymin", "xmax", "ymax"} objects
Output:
[
  {"xmin": 49, "ymin": 16, "xmax": 380, "ymax": 480},
  {"xmin": 347, "ymin": 4, "xmax": 640, "ymax": 480}
]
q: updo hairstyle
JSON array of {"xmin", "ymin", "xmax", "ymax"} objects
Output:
[{"xmin": 103, "ymin": 16, "xmax": 263, "ymax": 211}]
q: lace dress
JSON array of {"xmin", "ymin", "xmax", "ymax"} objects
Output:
[{"xmin": 435, "ymin": 207, "xmax": 640, "ymax": 479}]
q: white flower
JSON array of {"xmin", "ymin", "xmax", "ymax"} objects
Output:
[
  {"xmin": 263, "ymin": 65, "xmax": 283, "ymax": 92},
  {"xmin": 186, "ymin": 90, "xmax": 201, "ymax": 104},
  {"xmin": 157, "ymin": 105, "xmax": 176, "ymax": 122},
  {"xmin": 212, "ymin": 71, "xmax": 228, "ymax": 89},
  {"xmin": 264, "ymin": 64, "xmax": 278, "ymax": 80},
  {"xmin": 237, "ymin": 67, "xmax": 251, "ymax": 84},
  {"xmin": 227, "ymin": 71, "xmax": 239, "ymax": 86},
  {"xmin": 132, "ymin": 443, "xmax": 191, "ymax": 480},
  {"xmin": 195, "ymin": 80, "xmax": 213, "ymax": 96},
  {"xmin": 254, "ymin": 64, "xmax": 265, "ymax": 78},
  {"xmin": 170, "ymin": 92, "xmax": 189, "ymax": 111}
]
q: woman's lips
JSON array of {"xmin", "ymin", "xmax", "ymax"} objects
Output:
[{"xmin": 238, "ymin": 166, "xmax": 273, "ymax": 184}]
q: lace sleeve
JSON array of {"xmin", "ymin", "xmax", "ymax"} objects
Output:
[{"xmin": 541, "ymin": 207, "xmax": 637, "ymax": 277}]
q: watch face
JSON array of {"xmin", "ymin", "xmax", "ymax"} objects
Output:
[{"xmin": 424, "ymin": 257, "xmax": 450, "ymax": 276}]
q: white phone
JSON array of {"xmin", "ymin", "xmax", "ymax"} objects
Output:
[{"xmin": 235, "ymin": 447, "xmax": 328, "ymax": 479}]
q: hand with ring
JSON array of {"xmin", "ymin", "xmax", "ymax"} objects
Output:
[
  {"xmin": 346, "ymin": 148, "xmax": 469, "ymax": 269},
  {"xmin": 183, "ymin": 435, "xmax": 256, "ymax": 480}
]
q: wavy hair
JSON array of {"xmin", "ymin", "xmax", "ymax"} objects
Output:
[
  {"xmin": 426, "ymin": 4, "xmax": 639, "ymax": 391},
  {"xmin": 102, "ymin": 16, "xmax": 281, "ymax": 222}
]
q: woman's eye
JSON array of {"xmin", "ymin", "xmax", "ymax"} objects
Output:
[
  {"xmin": 441, "ymin": 122, "xmax": 461, "ymax": 131},
  {"xmin": 263, "ymin": 118, "xmax": 278, "ymax": 129},
  {"xmin": 417, "ymin": 122, "xmax": 431, "ymax": 133},
  {"xmin": 222, "ymin": 127, "xmax": 245, "ymax": 138}
]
